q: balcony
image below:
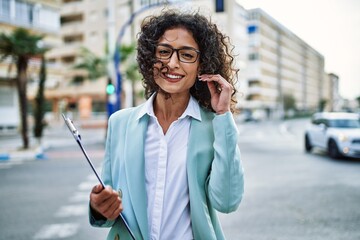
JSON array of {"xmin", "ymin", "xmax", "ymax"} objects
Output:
[
  {"xmin": 248, "ymin": 86, "xmax": 262, "ymax": 95},
  {"xmin": 0, "ymin": 1, "xmax": 60, "ymax": 33},
  {"xmin": 47, "ymin": 43, "xmax": 82, "ymax": 58},
  {"xmin": 61, "ymin": 1, "xmax": 84, "ymax": 16},
  {"xmin": 61, "ymin": 22, "xmax": 84, "ymax": 36}
]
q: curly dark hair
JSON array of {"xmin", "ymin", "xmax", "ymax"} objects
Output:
[{"xmin": 137, "ymin": 9, "xmax": 239, "ymax": 113}]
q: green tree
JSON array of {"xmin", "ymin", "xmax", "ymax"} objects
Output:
[
  {"xmin": 73, "ymin": 44, "xmax": 140, "ymax": 107},
  {"xmin": 283, "ymin": 94, "xmax": 296, "ymax": 111},
  {"xmin": 73, "ymin": 47, "xmax": 107, "ymax": 81},
  {"xmin": 119, "ymin": 43, "xmax": 141, "ymax": 106},
  {"xmin": 0, "ymin": 28, "xmax": 46, "ymax": 149},
  {"xmin": 356, "ymin": 96, "xmax": 360, "ymax": 108},
  {"xmin": 318, "ymin": 98, "xmax": 327, "ymax": 112}
]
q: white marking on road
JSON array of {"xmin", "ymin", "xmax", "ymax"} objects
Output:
[
  {"xmin": 86, "ymin": 174, "xmax": 98, "ymax": 181},
  {"xmin": 0, "ymin": 164, "xmax": 12, "ymax": 169},
  {"xmin": 0, "ymin": 161, "xmax": 24, "ymax": 169},
  {"xmin": 255, "ymin": 131, "xmax": 264, "ymax": 139},
  {"xmin": 54, "ymin": 204, "xmax": 88, "ymax": 217},
  {"xmin": 279, "ymin": 122, "xmax": 297, "ymax": 137},
  {"xmin": 33, "ymin": 223, "xmax": 79, "ymax": 239},
  {"xmin": 78, "ymin": 181, "xmax": 95, "ymax": 190},
  {"xmin": 69, "ymin": 191, "xmax": 90, "ymax": 202}
]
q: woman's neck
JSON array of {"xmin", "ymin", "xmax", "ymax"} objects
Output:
[{"xmin": 153, "ymin": 92, "xmax": 190, "ymax": 134}]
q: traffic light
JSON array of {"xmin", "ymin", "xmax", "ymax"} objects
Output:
[
  {"xmin": 215, "ymin": 0, "xmax": 224, "ymax": 12},
  {"xmin": 106, "ymin": 78, "xmax": 115, "ymax": 95}
]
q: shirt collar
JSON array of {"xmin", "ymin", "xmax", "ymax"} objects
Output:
[{"xmin": 137, "ymin": 93, "xmax": 202, "ymax": 122}]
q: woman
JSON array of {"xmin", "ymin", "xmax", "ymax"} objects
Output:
[{"xmin": 89, "ymin": 10, "xmax": 244, "ymax": 240}]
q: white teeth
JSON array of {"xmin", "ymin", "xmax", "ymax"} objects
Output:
[{"xmin": 166, "ymin": 74, "xmax": 182, "ymax": 79}]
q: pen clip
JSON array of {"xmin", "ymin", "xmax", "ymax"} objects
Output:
[{"xmin": 62, "ymin": 113, "xmax": 81, "ymax": 141}]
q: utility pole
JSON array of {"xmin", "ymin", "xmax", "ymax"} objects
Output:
[{"xmin": 106, "ymin": 0, "xmax": 118, "ymax": 117}]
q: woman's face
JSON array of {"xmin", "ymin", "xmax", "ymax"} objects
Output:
[{"xmin": 154, "ymin": 27, "xmax": 200, "ymax": 97}]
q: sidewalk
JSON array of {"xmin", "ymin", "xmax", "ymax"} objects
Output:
[{"xmin": 0, "ymin": 118, "xmax": 107, "ymax": 162}]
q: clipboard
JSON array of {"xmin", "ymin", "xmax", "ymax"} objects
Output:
[{"xmin": 62, "ymin": 114, "xmax": 135, "ymax": 240}]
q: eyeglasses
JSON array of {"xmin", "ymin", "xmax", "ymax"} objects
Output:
[{"xmin": 155, "ymin": 44, "xmax": 200, "ymax": 63}]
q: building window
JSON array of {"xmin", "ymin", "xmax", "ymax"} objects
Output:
[
  {"xmin": 248, "ymin": 53, "xmax": 259, "ymax": 61},
  {"xmin": 215, "ymin": 0, "xmax": 224, "ymax": 12},
  {"xmin": 248, "ymin": 25, "xmax": 258, "ymax": 34},
  {"xmin": 89, "ymin": 10, "xmax": 97, "ymax": 22},
  {"xmin": 62, "ymin": 55, "xmax": 76, "ymax": 64},
  {"xmin": 0, "ymin": 0, "xmax": 11, "ymax": 18},
  {"xmin": 63, "ymin": 0, "xmax": 82, "ymax": 3},
  {"xmin": 15, "ymin": 1, "xmax": 31, "ymax": 24},
  {"xmin": 37, "ymin": 7, "xmax": 60, "ymax": 30},
  {"xmin": 63, "ymin": 34, "xmax": 83, "ymax": 44},
  {"xmin": 61, "ymin": 14, "xmax": 83, "ymax": 25},
  {"xmin": 89, "ymin": 31, "xmax": 98, "ymax": 42},
  {"xmin": 0, "ymin": 87, "xmax": 15, "ymax": 107}
]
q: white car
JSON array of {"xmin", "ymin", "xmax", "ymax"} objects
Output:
[{"xmin": 305, "ymin": 112, "xmax": 360, "ymax": 159}]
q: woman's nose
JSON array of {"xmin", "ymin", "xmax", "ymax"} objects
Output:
[{"xmin": 167, "ymin": 50, "xmax": 180, "ymax": 68}]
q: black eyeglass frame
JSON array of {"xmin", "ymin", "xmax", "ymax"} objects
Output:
[{"xmin": 155, "ymin": 44, "xmax": 200, "ymax": 63}]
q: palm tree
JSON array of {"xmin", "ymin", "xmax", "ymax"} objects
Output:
[
  {"xmin": 74, "ymin": 45, "xmax": 141, "ymax": 106},
  {"xmin": 33, "ymin": 55, "xmax": 47, "ymax": 143},
  {"xmin": 119, "ymin": 43, "xmax": 141, "ymax": 106},
  {"xmin": 0, "ymin": 28, "xmax": 46, "ymax": 149},
  {"xmin": 73, "ymin": 47, "xmax": 107, "ymax": 81}
]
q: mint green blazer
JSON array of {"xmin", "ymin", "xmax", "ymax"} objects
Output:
[{"xmin": 90, "ymin": 104, "xmax": 244, "ymax": 240}]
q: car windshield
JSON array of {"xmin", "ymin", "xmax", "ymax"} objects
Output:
[{"xmin": 328, "ymin": 119, "xmax": 360, "ymax": 128}]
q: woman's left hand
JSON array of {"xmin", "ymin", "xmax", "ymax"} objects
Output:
[{"xmin": 199, "ymin": 74, "xmax": 233, "ymax": 114}]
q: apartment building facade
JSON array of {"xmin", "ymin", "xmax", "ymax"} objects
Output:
[
  {"xmin": 0, "ymin": 0, "xmax": 60, "ymax": 132},
  {"xmin": 2, "ymin": 0, "xmax": 337, "ymax": 122},
  {"xmin": 44, "ymin": 0, "xmax": 249, "ymax": 119},
  {"xmin": 243, "ymin": 8, "xmax": 330, "ymax": 118}
]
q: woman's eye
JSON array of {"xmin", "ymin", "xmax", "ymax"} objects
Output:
[
  {"xmin": 181, "ymin": 53, "xmax": 194, "ymax": 60},
  {"xmin": 158, "ymin": 49, "xmax": 171, "ymax": 56}
]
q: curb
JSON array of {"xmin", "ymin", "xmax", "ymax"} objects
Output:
[{"xmin": 0, "ymin": 147, "xmax": 48, "ymax": 162}]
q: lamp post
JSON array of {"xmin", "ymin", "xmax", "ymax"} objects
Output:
[{"xmin": 107, "ymin": 1, "xmax": 164, "ymax": 117}]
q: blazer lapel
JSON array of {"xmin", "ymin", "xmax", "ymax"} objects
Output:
[
  {"xmin": 187, "ymin": 108, "xmax": 214, "ymax": 182},
  {"xmin": 124, "ymin": 110, "xmax": 149, "ymax": 239}
]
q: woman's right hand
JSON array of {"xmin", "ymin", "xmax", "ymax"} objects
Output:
[{"xmin": 90, "ymin": 184, "xmax": 123, "ymax": 221}]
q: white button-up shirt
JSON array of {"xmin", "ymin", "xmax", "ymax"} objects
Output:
[{"xmin": 137, "ymin": 94, "xmax": 201, "ymax": 240}]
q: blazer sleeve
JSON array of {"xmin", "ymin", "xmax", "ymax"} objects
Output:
[{"xmin": 207, "ymin": 111, "xmax": 244, "ymax": 213}]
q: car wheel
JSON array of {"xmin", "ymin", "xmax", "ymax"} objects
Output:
[
  {"xmin": 305, "ymin": 134, "xmax": 313, "ymax": 152},
  {"xmin": 328, "ymin": 139, "xmax": 341, "ymax": 159}
]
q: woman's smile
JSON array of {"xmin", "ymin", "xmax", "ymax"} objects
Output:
[{"xmin": 162, "ymin": 72, "xmax": 184, "ymax": 82}]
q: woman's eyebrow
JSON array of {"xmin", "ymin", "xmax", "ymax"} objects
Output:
[{"xmin": 157, "ymin": 43, "xmax": 198, "ymax": 50}]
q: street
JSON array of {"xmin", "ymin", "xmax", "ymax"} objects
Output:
[
  {"xmin": 0, "ymin": 143, "xmax": 109, "ymax": 240},
  {"xmin": 1, "ymin": 119, "xmax": 360, "ymax": 240},
  {"xmin": 220, "ymin": 119, "xmax": 360, "ymax": 240}
]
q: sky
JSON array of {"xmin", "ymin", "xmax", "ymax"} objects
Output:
[{"xmin": 236, "ymin": 0, "xmax": 360, "ymax": 100}]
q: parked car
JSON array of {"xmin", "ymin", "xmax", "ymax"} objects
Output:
[{"xmin": 304, "ymin": 112, "xmax": 360, "ymax": 159}]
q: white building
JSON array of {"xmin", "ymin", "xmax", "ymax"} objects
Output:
[
  {"xmin": 0, "ymin": 0, "xmax": 60, "ymax": 133},
  {"xmin": 241, "ymin": 8, "xmax": 328, "ymax": 118},
  {"xmin": 14, "ymin": 0, "xmax": 338, "ymax": 121}
]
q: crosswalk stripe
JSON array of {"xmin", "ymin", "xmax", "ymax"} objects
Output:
[
  {"xmin": 33, "ymin": 223, "xmax": 79, "ymax": 239},
  {"xmin": 78, "ymin": 181, "xmax": 95, "ymax": 191},
  {"xmin": 69, "ymin": 192, "xmax": 90, "ymax": 202},
  {"xmin": 0, "ymin": 161, "xmax": 24, "ymax": 169},
  {"xmin": 33, "ymin": 168, "xmax": 103, "ymax": 239},
  {"xmin": 54, "ymin": 204, "xmax": 88, "ymax": 217}
]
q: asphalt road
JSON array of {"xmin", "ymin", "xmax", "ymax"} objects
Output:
[
  {"xmin": 219, "ymin": 119, "xmax": 360, "ymax": 240},
  {"xmin": 1, "ymin": 118, "xmax": 359, "ymax": 240},
  {"xmin": 0, "ymin": 143, "xmax": 108, "ymax": 240}
]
